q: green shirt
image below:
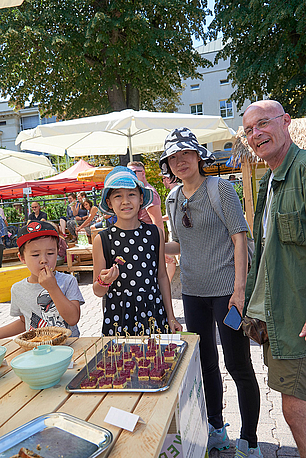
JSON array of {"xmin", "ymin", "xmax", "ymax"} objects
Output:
[{"xmin": 244, "ymin": 143, "xmax": 306, "ymax": 359}]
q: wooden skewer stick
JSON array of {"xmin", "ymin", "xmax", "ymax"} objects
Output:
[
  {"xmin": 134, "ymin": 322, "xmax": 138, "ymax": 342},
  {"xmin": 84, "ymin": 350, "xmax": 90, "ymax": 379},
  {"xmin": 95, "ymin": 342, "xmax": 98, "ymax": 370}
]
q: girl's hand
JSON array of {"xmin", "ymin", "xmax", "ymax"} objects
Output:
[
  {"xmin": 97, "ymin": 265, "xmax": 119, "ymax": 286},
  {"xmin": 169, "ymin": 318, "xmax": 183, "ymax": 333}
]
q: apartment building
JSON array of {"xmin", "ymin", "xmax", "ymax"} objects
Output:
[
  {"xmin": 177, "ymin": 38, "xmax": 250, "ymax": 152},
  {"xmin": 0, "ymin": 99, "xmax": 56, "ymax": 151}
]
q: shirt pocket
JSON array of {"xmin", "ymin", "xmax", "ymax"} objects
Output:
[{"xmin": 276, "ymin": 211, "xmax": 305, "ymax": 245}]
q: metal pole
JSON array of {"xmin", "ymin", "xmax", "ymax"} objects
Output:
[
  {"xmin": 92, "ymin": 187, "xmax": 97, "ymax": 206},
  {"xmin": 128, "ymin": 128, "xmax": 133, "ymax": 162}
]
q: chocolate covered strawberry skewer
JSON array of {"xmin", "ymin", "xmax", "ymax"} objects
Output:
[{"xmin": 115, "ymin": 256, "xmax": 126, "ymax": 267}]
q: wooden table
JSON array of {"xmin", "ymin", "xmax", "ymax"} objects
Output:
[
  {"xmin": 0, "ymin": 335, "xmax": 199, "ymax": 457},
  {"xmin": 66, "ymin": 244, "xmax": 93, "ymax": 275}
]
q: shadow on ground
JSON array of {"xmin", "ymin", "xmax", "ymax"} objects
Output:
[{"xmin": 209, "ymin": 441, "xmax": 300, "ymax": 457}]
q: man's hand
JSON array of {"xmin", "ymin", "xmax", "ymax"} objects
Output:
[
  {"xmin": 299, "ymin": 322, "xmax": 306, "ymax": 340},
  {"xmin": 38, "ymin": 265, "xmax": 57, "ymax": 290}
]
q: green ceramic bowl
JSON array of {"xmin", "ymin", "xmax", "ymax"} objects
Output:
[
  {"xmin": 10, "ymin": 344, "xmax": 73, "ymax": 390},
  {"xmin": 0, "ymin": 346, "xmax": 6, "ymax": 366}
]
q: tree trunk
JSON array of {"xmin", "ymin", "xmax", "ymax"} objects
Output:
[
  {"xmin": 126, "ymin": 85, "xmax": 140, "ymax": 110},
  {"xmin": 107, "ymin": 84, "xmax": 127, "ymax": 111}
]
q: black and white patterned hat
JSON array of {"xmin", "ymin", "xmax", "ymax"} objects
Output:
[{"xmin": 159, "ymin": 127, "xmax": 215, "ymax": 174}]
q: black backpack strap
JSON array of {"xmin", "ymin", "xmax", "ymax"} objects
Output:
[{"xmin": 99, "ymin": 228, "xmax": 112, "ymax": 269}]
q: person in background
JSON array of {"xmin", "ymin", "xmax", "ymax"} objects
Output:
[
  {"xmin": 0, "ymin": 205, "xmax": 8, "ymax": 227},
  {"xmin": 0, "ymin": 215, "xmax": 7, "ymax": 267},
  {"xmin": 160, "ymin": 127, "xmax": 261, "ymax": 456},
  {"xmin": 127, "ymin": 161, "xmax": 164, "ymax": 235},
  {"xmin": 228, "ymin": 174, "xmax": 237, "ymax": 184},
  {"xmin": 75, "ymin": 198, "xmax": 100, "ymax": 243},
  {"xmin": 67, "ymin": 192, "xmax": 88, "ymax": 241},
  {"xmin": 27, "ymin": 202, "xmax": 47, "ymax": 223},
  {"xmin": 49, "ymin": 222, "xmax": 68, "ymax": 266},
  {"xmin": 161, "ymin": 173, "xmax": 180, "ymax": 282},
  {"xmin": 243, "ymin": 100, "xmax": 306, "ymax": 456},
  {"xmin": 59, "ymin": 192, "xmax": 77, "ymax": 236}
]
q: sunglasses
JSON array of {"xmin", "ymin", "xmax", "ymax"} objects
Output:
[{"xmin": 181, "ymin": 199, "xmax": 193, "ymax": 228}]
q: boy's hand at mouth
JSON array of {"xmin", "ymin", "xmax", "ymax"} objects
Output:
[{"xmin": 38, "ymin": 265, "xmax": 57, "ymax": 290}]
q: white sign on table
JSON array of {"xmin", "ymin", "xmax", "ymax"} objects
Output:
[{"xmin": 178, "ymin": 341, "xmax": 208, "ymax": 458}]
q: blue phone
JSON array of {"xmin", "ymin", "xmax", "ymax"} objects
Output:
[{"xmin": 223, "ymin": 305, "xmax": 242, "ymax": 330}]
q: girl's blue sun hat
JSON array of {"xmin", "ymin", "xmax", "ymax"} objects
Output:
[{"xmin": 99, "ymin": 166, "xmax": 154, "ymax": 215}]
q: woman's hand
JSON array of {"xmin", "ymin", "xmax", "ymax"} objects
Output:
[{"xmin": 169, "ymin": 317, "xmax": 183, "ymax": 333}]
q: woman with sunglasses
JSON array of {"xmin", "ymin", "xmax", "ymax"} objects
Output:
[{"xmin": 159, "ymin": 128, "xmax": 261, "ymax": 457}]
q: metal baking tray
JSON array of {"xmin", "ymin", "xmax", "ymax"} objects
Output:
[
  {"xmin": 66, "ymin": 338, "xmax": 188, "ymax": 393},
  {"xmin": 0, "ymin": 413, "xmax": 113, "ymax": 458}
]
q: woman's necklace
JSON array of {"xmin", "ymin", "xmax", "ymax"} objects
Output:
[{"xmin": 182, "ymin": 176, "xmax": 206, "ymax": 200}]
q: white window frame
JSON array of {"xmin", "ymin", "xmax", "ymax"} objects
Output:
[
  {"xmin": 219, "ymin": 100, "xmax": 234, "ymax": 119},
  {"xmin": 190, "ymin": 103, "xmax": 203, "ymax": 115}
]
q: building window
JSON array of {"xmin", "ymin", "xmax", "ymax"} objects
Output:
[
  {"xmin": 220, "ymin": 100, "xmax": 233, "ymax": 118},
  {"xmin": 21, "ymin": 115, "xmax": 40, "ymax": 130},
  {"xmin": 190, "ymin": 104, "xmax": 203, "ymax": 115},
  {"xmin": 0, "ymin": 121, "xmax": 6, "ymax": 126},
  {"xmin": 220, "ymin": 78, "xmax": 229, "ymax": 85},
  {"xmin": 41, "ymin": 116, "xmax": 57, "ymax": 125},
  {"xmin": 224, "ymin": 142, "xmax": 233, "ymax": 150},
  {"xmin": 190, "ymin": 83, "xmax": 200, "ymax": 91}
]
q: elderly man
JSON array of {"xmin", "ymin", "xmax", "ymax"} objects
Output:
[
  {"xmin": 243, "ymin": 100, "xmax": 306, "ymax": 455},
  {"xmin": 127, "ymin": 161, "xmax": 164, "ymax": 234},
  {"xmin": 27, "ymin": 202, "xmax": 47, "ymax": 223}
]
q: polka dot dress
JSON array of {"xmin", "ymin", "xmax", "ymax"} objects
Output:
[{"xmin": 102, "ymin": 223, "xmax": 168, "ymax": 336}]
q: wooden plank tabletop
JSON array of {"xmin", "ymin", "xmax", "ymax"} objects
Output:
[{"xmin": 0, "ymin": 335, "xmax": 198, "ymax": 457}]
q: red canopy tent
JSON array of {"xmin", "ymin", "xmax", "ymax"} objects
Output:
[{"xmin": 0, "ymin": 159, "xmax": 105, "ymax": 199}]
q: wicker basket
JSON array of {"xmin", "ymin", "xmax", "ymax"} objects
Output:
[{"xmin": 14, "ymin": 326, "xmax": 72, "ymax": 350}]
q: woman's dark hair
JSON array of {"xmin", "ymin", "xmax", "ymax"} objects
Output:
[
  {"xmin": 83, "ymin": 198, "xmax": 93, "ymax": 209},
  {"xmin": 163, "ymin": 154, "xmax": 206, "ymax": 181}
]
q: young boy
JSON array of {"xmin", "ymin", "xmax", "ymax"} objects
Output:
[{"xmin": 0, "ymin": 221, "xmax": 84, "ymax": 339}]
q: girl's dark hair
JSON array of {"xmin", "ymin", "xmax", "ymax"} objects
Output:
[{"xmin": 162, "ymin": 154, "xmax": 206, "ymax": 181}]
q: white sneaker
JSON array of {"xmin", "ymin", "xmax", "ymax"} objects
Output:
[{"xmin": 234, "ymin": 438, "xmax": 263, "ymax": 457}]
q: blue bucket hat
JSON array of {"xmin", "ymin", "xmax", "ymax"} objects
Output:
[
  {"xmin": 159, "ymin": 127, "xmax": 215, "ymax": 175},
  {"xmin": 99, "ymin": 166, "xmax": 154, "ymax": 215}
]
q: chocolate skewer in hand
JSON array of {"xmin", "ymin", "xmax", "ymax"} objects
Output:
[{"xmin": 114, "ymin": 256, "xmax": 126, "ymax": 267}]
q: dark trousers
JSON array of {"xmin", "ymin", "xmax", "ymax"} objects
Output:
[{"xmin": 182, "ymin": 293, "xmax": 260, "ymax": 448}]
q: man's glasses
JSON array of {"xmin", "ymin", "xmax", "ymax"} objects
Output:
[
  {"xmin": 181, "ymin": 199, "xmax": 193, "ymax": 228},
  {"xmin": 243, "ymin": 114, "xmax": 284, "ymax": 137}
]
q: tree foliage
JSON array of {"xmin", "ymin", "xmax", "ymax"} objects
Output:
[
  {"xmin": 0, "ymin": 0, "xmax": 211, "ymax": 119},
  {"xmin": 208, "ymin": 0, "xmax": 306, "ymax": 117}
]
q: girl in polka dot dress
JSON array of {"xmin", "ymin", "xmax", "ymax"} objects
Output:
[{"xmin": 93, "ymin": 166, "xmax": 182, "ymax": 337}]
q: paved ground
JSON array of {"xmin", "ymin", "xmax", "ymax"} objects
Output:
[{"xmin": 0, "ymin": 268, "xmax": 299, "ymax": 457}]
